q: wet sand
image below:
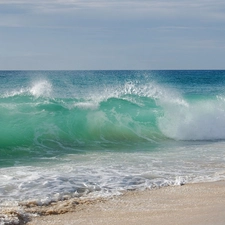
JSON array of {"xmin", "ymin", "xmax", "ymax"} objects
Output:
[{"xmin": 28, "ymin": 181, "xmax": 225, "ymax": 225}]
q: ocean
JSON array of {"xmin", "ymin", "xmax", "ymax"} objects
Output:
[{"xmin": 1, "ymin": 70, "xmax": 225, "ymax": 223}]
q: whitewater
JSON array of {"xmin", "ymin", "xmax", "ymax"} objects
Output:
[{"xmin": 1, "ymin": 70, "xmax": 225, "ymax": 224}]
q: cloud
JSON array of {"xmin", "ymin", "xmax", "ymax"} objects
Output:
[
  {"xmin": 0, "ymin": 0, "xmax": 224, "ymax": 23},
  {"xmin": 0, "ymin": 0, "xmax": 225, "ymax": 70},
  {"xmin": 0, "ymin": 0, "xmax": 224, "ymax": 31},
  {"xmin": 0, "ymin": 0, "xmax": 224, "ymax": 14}
]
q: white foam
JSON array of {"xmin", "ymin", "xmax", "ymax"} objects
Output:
[
  {"xmin": 73, "ymin": 102, "xmax": 99, "ymax": 110},
  {"xmin": 2, "ymin": 88, "xmax": 27, "ymax": 98},
  {"xmin": 1, "ymin": 141, "xmax": 225, "ymax": 205},
  {"xmin": 159, "ymin": 97, "xmax": 225, "ymax": 140},
  {"xmin": 0, "ymin": 142, "xmax": 225, "ymax": 225},
  {"xmin": 73, "ymin": 80, "xmax": 187, "ymax": 113},
  {"xmin": 122, "ymin": 81, "xmax": 188, "ymax": 106}
]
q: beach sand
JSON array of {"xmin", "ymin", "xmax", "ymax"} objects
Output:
[{"xmin": 27, "ymin": 181, "xmax": 225, "ymax": 225}]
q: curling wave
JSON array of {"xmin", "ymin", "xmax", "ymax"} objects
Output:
[{"xmin": 1, "ymin": 77, "xmax": 225, "ymax": 157}]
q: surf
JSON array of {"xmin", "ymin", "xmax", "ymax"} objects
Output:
[
  {"xmin": 1, "ymin": 71, "xmax": 225, "ymax": 225},
  {"xmin": 1, "ymin": 70, "xmax": 225, "ymax": 165},
  {"xmin": 1, "ymin": 72, "xmax": 225, "ymax": 152}
]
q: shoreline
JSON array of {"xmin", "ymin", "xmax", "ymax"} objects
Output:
[{"xmin": 27, "ymin": 181, "xmax": 225, "ymax": 225}]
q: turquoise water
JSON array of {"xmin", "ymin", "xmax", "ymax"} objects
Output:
[{"xmin": 1, "ymin": 71, "xmax": 225, "ymax": 212}]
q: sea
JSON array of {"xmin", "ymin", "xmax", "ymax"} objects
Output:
[{"xmin": 1, "ymin": 70, "xmax": 225, "ymax": 223}]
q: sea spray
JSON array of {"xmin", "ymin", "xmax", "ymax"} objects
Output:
[
  {"xmin": 30, "ymin": 80, "xmax": 52, "ymax": 98},
  {"xmin": 159, "ymin": 97, "xmax": 225, "ymax": 140}
]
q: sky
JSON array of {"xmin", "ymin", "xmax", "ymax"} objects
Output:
[{"xmin": 0, "ymin": 0, "xmax": 225, "ymax": 70}]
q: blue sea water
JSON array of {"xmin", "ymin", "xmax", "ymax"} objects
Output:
[{"xmin": 1, "ymin": 70, "xmax": 225, "ymax": 221}]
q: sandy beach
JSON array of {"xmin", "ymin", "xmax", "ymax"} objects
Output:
[{"xmin": 26, "ymin": 181, "xmax": 225, "ymax": 225}]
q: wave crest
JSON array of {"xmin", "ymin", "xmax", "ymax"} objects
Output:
[
  {"xmin": 30, "ymin": 80, "xmax": 52, "ymax": 98},
  {"xmin": 159, "ymin": 97, "xmax": 225, "ymax": 141}
]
